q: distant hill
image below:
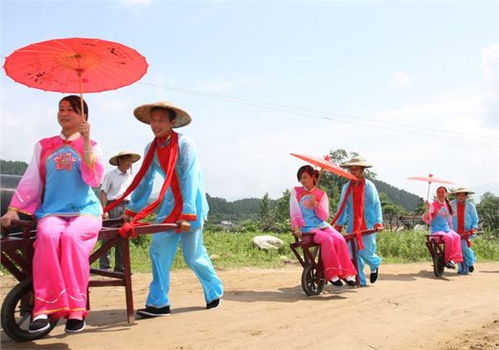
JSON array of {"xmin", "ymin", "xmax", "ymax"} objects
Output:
[
  {"xmin": 1, "ymin": 160, "xmax": 28, "ymax": 175},
  {"xmin": 206, "ymin": 179, "xmax": 422, "ymax": 223},
  {"xmin": 0, "ymin": 159, "xmax": 422, "ymax": 217},
  {"xmin": 373, "ymin": 179, "xmax": 421, "ymax": 211},
  {"xmin": 206, "ymin": 194, "xmax": 260, "ymax": 222}
]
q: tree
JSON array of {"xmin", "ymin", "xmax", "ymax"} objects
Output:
[
  {"xmin": 274, "ymin": 189, "xmax": 290, "ymax": 223},
  {"xmin": 476, "ymin": 192, "xmax": 499, "ymax": 235},
  {"xmin": 319, "ymin": 149, "xmax": 377, "ymax": 215},
  {"xmin": 0, "ymin": 160, "xmax": 28, "ymax": 175},
  {"xmin": 258, "ymin": 193, "xmax": 275, "ymax": 232},
  {"xmin": 379, "ymin": 192, "xmax": 406, "ymax": 230}
]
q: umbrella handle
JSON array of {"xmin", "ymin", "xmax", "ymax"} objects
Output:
[
  {"xmin": 426, "ymin": 182, "xmax": 432, "ymax": 235},
  {"xmin": 78, "ymin": 72, "xmax": 84, "ymax": 119}
]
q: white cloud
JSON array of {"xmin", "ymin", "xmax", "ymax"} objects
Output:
[
  {"xmin": 392, "ymin": 71, "xmax": 413, "ymax": 88},
  {"xmin": 481, "ymin": 43, "xmax": 499, "ymax": 126},
  {"xmin": 119, "ymin": 0, "xmax": 152, "ymax": 9}
]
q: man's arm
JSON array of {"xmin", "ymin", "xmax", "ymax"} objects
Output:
[{"xmin": 177, "ymin": 137, "xmax": 201, "ymax": 222}]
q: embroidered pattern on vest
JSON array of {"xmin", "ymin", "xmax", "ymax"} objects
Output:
[{"xmin": 54, "ymin": 152, "xmax": 77, "ymax": 171}]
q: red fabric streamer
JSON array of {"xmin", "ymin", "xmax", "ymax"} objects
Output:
[
  {"xmin": 105, "ymin": 132, "xmax": 183, "ymax": 237},
  {"xmin": 330, "ymin": 179, "xmax": 366, "ymax": 250}
]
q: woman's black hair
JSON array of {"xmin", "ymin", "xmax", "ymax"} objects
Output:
[
  {"xmin": 436, "ymin": 186, "xmax": 454, "ymax": 216},
  {"xmin": 297, "ymin": 165, "xmax": 319, "ymax": 184},
  {"xmin": 60, "ymin": 95, "xmax": 89, "ymax": 120}
]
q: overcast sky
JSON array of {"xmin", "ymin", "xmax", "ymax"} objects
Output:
[{"xmin": 1, "ymin": 0, "xmax": 498, "ymax": 202}]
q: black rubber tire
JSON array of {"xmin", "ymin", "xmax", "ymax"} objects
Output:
[
  {"xmin": 1, "ymin": 279, "xmax": 58, "ymax": 342},
  {"xmin": 433, "ymin": 254, "xmax": 445, "ymax": 278},
  {"xmin": 301, "ymin": 265, "xmax": 325, "ymax": 296}
]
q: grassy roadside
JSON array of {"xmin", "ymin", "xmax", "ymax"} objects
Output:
[{"xmin": 95, "ymin": 229, "xmax": 499, "ymax": 273}]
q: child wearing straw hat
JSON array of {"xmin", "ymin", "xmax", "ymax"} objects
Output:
[
  {"xmin": 107, "ymin": 101, "xmax": 223, "ymax": 317},
  {"xmin": 450, "ymin": 187, "xmax": 479, "ymax": 275},
  {"xmin": 332, "ymin": 158, "xmax": 384, "ymax": 287},
  {"xmin": 99, "ymin": 151, "xmax": 140, "ymax": 272}
]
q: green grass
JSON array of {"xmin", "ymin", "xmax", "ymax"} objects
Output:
[{"xmin": 93, "ymin": 229, "xmax": 499, "ymax": 273}]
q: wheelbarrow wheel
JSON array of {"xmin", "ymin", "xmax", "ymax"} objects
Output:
[
  {"xmin": 433, "ymin": 254, "xmax": 445, "ymax": 278},
  {"xmin": 301, "ymin": 265, "xmax": 325, "ymax": 296},
  {"xmin": 1, "ymin": 279, "xmax": 58, "ymax": 342}
]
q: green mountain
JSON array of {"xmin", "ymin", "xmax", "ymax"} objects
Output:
[
  {"xmin": 206, "ymin": 194, "xmax": 260, "ymax": 222},
  {"xmin": 0, "ymin": 160, "xmax": 28, "ymax": 175},
  {"xmin": 373, "ymin": 179, "xmax": 421, "ymax": 211}
]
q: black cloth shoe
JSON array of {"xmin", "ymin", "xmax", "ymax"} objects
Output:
[
  {"xmin": 330, "ymin": 279, "xmax": 343, "ymax": 287},
  {"xmin": 445, "ymin": 261, "xmax": 456, "ymax": 269},
  {"xmin": 370, "ymin": 268, "xmax": 379, "ymax": 283},
  {"xmin": 344, "ymin": 279, "xmax": 357, "ymax": 287},
  {"xmin": 136, "ymin": 305, "xmax": 171, "ymax": 318},
  {"xmin": 206, "ymin": 298, "xmax": 221, "ymax": 310},
  {"xmin": 65, "ymin": 319, "xmax": 86, "ymax": 333},
  {"xmin": 469, "ymin": 265, "xmax": 474, "ymax": 273},
  {"xmin": 28, "ymin": 318, "xmax": 50, "ymax": 333}
]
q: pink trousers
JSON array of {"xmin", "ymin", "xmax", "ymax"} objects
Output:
[
  {"xmin": 308, "ymin": 227, "xmax": 357, "ymax": 280},
  {"xmin": 33, "ymin": 215, "xmax": 101, "ymax": 319},
  {"xmin": 433, "ymin": 230, "xmax": 463, "ymax": 263}
]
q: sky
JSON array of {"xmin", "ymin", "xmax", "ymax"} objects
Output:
[{"xmin": 1, "ymin": 0, "xmax": 498, "ymax": 202}]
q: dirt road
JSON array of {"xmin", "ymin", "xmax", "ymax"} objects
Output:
[{"xmin": 1, "ymin": 262, "xmax": 498, "ymax": 350}]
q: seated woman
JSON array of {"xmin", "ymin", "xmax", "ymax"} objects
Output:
[
  {"xmin": 422, "ymin": 186, "xmax": 463, "ymax": 269},
  {"xmin": 0, "ymin": 95, "xmax": 104, "ymax": 334},
  {"xmin": 290, "ymin": 165, "xmax": 357, "ymax": 286}
]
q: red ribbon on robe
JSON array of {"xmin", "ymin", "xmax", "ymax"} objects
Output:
[
  {"xmin": 330, "ymin": 178, "xmax": 366, "ymax": 250},
  {"xmin": 457, "ymin": 201, "xmax": 473, "ymax": 247},
  {"xmin": 105, "ymin": 132, "xmax": 183, "ymax": 237}
]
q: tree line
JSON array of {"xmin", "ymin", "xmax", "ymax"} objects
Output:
[{"xmin": 1, "ymin": 156, "xmax": 498, "ymax": 234}]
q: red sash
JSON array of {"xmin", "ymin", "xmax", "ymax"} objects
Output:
[
  {"xmin": 330, "ymin": 178, "xmax": 366, "ymax": 250},
  {"xmin": 105, "ymin": 132, "xmax": 183, "ymax": 237},
  {"xmin": 457, "ymin": 201, "xmax": 465, "ymax": 234},
  {"xmin": 457, "ymin": 201, "xmax": 473, "ymax": 247}
]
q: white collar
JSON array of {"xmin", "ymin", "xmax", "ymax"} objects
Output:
[
  {"xmin": 59, "ymin": 132, "xmax": 81, "ymax": 142},
  {"xmin": 114, "ymin": 168, "xmax": 129, "ymax": 176}
]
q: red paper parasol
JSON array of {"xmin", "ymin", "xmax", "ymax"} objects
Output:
[
  {"xmin": 407, "ymin": 173, "xmax": 453, "ymax": 201},
  {"xmin": 290, "ymin": 153, "xmax": 358, "ymax": 181},
  {"xmin": 4, "ymin": 37, "xmax": 148, "ymax": 112}
]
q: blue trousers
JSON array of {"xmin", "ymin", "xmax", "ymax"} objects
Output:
[
  {"xmin": 458, "ymin": 239, "xmax": 476, "ymax": 275},
  {"xmin": 145, "ymin": 228, "xmax": 223, "ymax": 307},
  {"xmin": 350, "ymin": 233, "xmax": 382, "ymax": 286}
]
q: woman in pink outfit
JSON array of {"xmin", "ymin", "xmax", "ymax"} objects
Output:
[
  {"xmin": 290, "ymin": 165, "xmax": 357, "ymax": 286},
  {"xmin": 422, "ymin": 186, "xmax": 463, "ymax": 269},
  {"xmin": 1, "ymin": 95, "xmax": 104, "ymax": 334}
]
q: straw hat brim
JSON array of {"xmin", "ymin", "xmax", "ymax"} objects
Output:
[
  {"xmin": 109, "ymin": 152, "xmax": 141, "ymax": 166},
  {"xmin": 133, "ymin": 101, "xmax": 191, "ymax": 128},
  {"xmin": 451, "ymin": 188, "xmax": 475, "ymax": 195},
  {"xmin": 340, "ymin": 160, "xmax": 373, "ymax": 168}
]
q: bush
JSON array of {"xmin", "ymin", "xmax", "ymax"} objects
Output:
[{"xmin": 91, "ymin": 229, "xmax": 499, "ymax": 273}]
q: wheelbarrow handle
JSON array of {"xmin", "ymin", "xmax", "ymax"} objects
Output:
[{"xmin": 7, "ymin": 219, "xmax": 36, "ymax": 228}]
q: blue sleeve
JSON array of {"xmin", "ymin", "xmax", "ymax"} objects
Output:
[
  {"xmin": 177, "ymin": 137, "xmax": 201, "ymax": 221},
  {"xmin": 127, "ymin": 143, "xmax": 156, "ymax": 214},
  {"xmin": 367, "ymin": 181, "xmax": 383, "ymax": 224},
  {"xmin": 336, "ymin": 183, "xmax": 350, "ymax": 226},
  {"xmin": 469, "ymin": 202, "xmax": 479, "ymax": 230}
]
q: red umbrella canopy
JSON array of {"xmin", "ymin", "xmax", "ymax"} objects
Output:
[
  {"xmin": 290, "ymin": 153, "xmax": 358, "ymax": 181},
  {"xmin": 406, "ymin": 174, "xmax": 453, "ymax": 185},
  {"xmin": 3, "ymin": 37, "xmax": 148, "ymax": 93}
]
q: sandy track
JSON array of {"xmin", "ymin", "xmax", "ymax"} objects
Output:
[{"xmin": 1, "ymin": 262, "xmax": 498, "ymax": 350}]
